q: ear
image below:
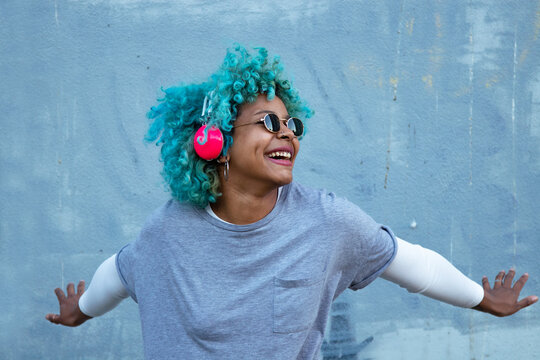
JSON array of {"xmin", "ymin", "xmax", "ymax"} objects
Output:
[{"xmin": 217, "ymin": 153, "xmax": 230, "ymax": 164}]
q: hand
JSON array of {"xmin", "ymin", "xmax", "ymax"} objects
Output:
[
  {"xmin": 45, "ymin": 281, "xmax": 93, "ymax": 327},
  {"xmin": 473, "ymin": 269, "xmax": 538, "ymax": 317}
]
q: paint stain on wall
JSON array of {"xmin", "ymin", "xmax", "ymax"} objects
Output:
[
  {"xmin": 485, "ymin": 75, "xmax": 500, "ymax": 88},
  {"xmin": 519, "ymin": 48, "xmax": 529, "ymax": 64},
  {"xmin": 413, "ymin": 47, "xmax": 444, "ymax": 73},
  {"xmin": 422, "ymin": 74, "xmax": 433, "ymax": 88},
  {"xmin": 435, "ymin": 13, "xmax": 443, "ymax": 38},
  {"xmin": 405, "ymin": 18, "xmax": 415, "ymax": 35},
  {"xmin": 390, "ymin": 77, "xmax": 399, "ymax": 101}
]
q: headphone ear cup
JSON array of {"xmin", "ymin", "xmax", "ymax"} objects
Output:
[{"xmin": 193, "ymin": 125, "xmax": 224, "ymax": 160}]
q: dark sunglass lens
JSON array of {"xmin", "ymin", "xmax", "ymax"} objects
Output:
[
  {"xmin": 288, "ymin": 118, "xmax": 303, "ymax": 137},
  {"xmin": 264, "ymin": 114, "xmax": 281, "ymax": 132}
]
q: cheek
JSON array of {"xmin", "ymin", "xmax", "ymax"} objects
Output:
[
  {"xmin": 293, "ymin": 139, "xmax": 300, "ymax": 158},
  {"xmin": 229, "ymin": 136, "xmax": 267, "ymax": 160}
]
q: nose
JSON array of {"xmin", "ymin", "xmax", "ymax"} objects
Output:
[{"xmin": 277, "ymin": 120, "xmax": 295, "ymax": 140}]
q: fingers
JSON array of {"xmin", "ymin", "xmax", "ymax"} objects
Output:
[
  {"xmin": 503, "ymin": 269, "xmax": 515, "ymax": 288},
  {"xmin": 77, "ymin": 280, "xmax": 85, "ymax": 295},
  {"xmin": 481, "ymin": 276, "xmax": 491, "ymax": 291},
  {"xmin": 513, "ymin": 273, "xmax": 529, "ymax": 293},
  {"xmin": 54, "ymin": 288, "xmax": 66, "ymax": 302},
  {"xmin": 55, "ymin": 282, "xmax": 84, "ymax": 302},
  {"xmin": 66, "ymin": 282, "xmax": 75, "ymax": 296},
  {"xmin": 494, "ymin": 270, "xmax": 505, "ymax": 289}
]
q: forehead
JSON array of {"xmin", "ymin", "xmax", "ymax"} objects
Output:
[{"xmin": 237, "ymin": 95, "xmax": 288, "ymax": 119}]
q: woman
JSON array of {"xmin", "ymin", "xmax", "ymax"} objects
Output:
[{"xmin": 46, "ymin": 45, "xmax": 537, "ymax": 359}]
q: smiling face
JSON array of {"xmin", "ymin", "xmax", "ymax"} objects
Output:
[{"xmin": 226, "ymin": 94, "xmax": 300, "ymax": 192}]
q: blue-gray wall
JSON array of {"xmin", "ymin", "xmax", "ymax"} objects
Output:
[{"xmin": 1, "ymin": 1, "xmax": 539, "ymax": 359}]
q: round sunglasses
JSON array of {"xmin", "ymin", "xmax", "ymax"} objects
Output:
[{"xmin": 233, "ymin": 113, "xmax": 304, "ymax": 137}]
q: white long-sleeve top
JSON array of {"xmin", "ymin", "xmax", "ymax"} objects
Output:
[{"xmin": 79, "ymin": 239, "xmax": 483, "ymax": 317}]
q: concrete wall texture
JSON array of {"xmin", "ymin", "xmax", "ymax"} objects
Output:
[{"xmin": 1, "ymin": 1, "xmax": 539, "ymax": 359}]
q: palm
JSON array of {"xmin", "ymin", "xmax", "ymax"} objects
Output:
[
  {"xmin": 474, "ymin": 269, "xmax": 538, "ymax": 317},
  {"xmin": 45, "ymin": 281, "xmax": 91, "ymax": 327}
]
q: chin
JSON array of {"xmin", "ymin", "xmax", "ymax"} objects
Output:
[{"xmin": 274, "ymin": 174, "xmax": 293, "ymax": 186}]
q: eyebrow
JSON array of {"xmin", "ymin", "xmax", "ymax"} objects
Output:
[{"xmin": 253, "ymin": 110, "xmax": 291, "ymax": 118}]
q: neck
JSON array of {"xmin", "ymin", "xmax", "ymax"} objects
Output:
[{"xmin": 211, "ymin": 181, "xmax": 279, "ymax": 225}]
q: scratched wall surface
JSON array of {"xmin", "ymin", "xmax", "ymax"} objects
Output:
[{"xmin": 1, "ymin": 1, "xmax": 539, "ymax": 359}]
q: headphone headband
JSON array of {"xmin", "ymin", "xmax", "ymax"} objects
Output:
[{"xmin": 200, "ymin": 90, "xmax": 215, "ymax": 120}]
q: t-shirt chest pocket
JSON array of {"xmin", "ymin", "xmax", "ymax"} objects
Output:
[{"xmin": 272, "ymin": 276, "xmax": 324, "ymax": 333}]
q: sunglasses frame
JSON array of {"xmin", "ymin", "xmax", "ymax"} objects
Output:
[{"xmin": 233, "ymin": 113, "xmax": 304, "ymax": 137}]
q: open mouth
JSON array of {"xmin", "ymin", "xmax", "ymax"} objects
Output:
[
  {"xmin": 266, "ymin": 151, "xmax": 292, "ymax": 160},
  {"xmin": 265, "ymin": 149, "xmax": 294, "ymax": 166}
]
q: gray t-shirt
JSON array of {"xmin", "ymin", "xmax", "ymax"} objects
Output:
[{"xmin": 116, "ymin": 182, "xmax": 397, "ymax": 359}]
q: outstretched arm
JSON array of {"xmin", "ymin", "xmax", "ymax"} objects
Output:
[
  {"xmin": 381, "ymin": 238, "xmax": 537, "ymax": 316},
  {"xmin": 473, "ymin": 269, "xmax": 538, "ymax": 317}
]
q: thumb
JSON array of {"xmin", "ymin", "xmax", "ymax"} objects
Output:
[
  {"xmin": 45, "ymin": 313, "xmax": 61, "ymax": 324},
  {"xmin": 516, "ymin": 295, "xmax": 539, "ymax": 311}
]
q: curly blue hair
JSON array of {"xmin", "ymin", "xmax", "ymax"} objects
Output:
[{"xmin": 145, "ymin": 44, "xmax": 313, "ymax": 207}]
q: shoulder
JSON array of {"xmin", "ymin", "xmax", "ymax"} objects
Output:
[
  {"xmin": 139, "ymin": 199, "xmax": 199, "ymax": 236},
  {"xmin": 285, "ymin": 182, "xmax": 338, "ymax": 206},
  {"xmin": 285, "ymin": 182, "xmax": 377, "ymax": 232}
]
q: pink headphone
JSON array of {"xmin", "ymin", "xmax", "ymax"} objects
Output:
[{"xmin": 194, "ymin": 91, "xmax": 224, "ymax": 161}]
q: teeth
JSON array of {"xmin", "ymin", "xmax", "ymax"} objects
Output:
[{"xmin": 267, "ymin": 151, "xmax": 291, "ymax": 159}]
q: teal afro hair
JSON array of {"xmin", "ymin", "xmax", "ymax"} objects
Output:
[{"xmin": 145, "ymin": 44, "xmax": 313, "ymax": 207}]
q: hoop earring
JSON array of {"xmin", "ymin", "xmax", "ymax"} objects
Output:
[{"xmin": 223, "ymin": 160, "xmax": 229, "ymax": 182}]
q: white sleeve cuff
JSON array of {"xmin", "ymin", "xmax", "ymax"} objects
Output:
[
  {"xmin": 79, "ymin": 254, "xmax": 129, "ymax": 317},
  {"xmin": 381, "ymin": 237, "xmax": 484, "ymax": 308}
]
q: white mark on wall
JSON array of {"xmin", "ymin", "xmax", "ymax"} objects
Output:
[
  {"xmin": 56, "ymin": 91, "xmax": 63, "ymax": 209},
  {"xmin": 55, "ymin": 83, "xmax": 75, "ymax": 229},
  {"xmin": 67, "ymin": 0, "xmax": 329, "ymax": 25},
  {"xmin": 56, "ymin": 150, "xmax": 62, "ymax": 208},
  {"xmin": 61, "ymin": 260, "xmax": 65, "ymax": 289},
  {"xmin": 479, "ymin": 324, "xmax": 488, "ymax": 360},
  {"xmin": 72, "ymin": 98, "xmax": 77, "ymax": 137},
  {"xmin": 468, "ymin": 264, "xmax": 475, "ymax": 355},
  {"xmin": 385, "ymin": 0, "xmax": 406, "ymax": 189},
  {"xmin": 512, "ymin": 28, "xmax": 518, "ymax": 266},
  {"xmin": 390, "ymin": 0, "xmax": 402, "ymax": 101},
  {"xmin": 468, "ymin": 29, "xmax": 475, "ymax": 186},
  {"xmin": 63, "ymin": 102, "xmax": 70, "ymax": 141},
  {"xmin": 54, "ymin": 0, "xmax": 59, "ymax": 26},
  {"xmin": 450, "ymin": 236, "xmax": 454, "ymax": 265},
  {"xmin": 450, "ymin": 217, "xmax": 454, "ymax": 264}
]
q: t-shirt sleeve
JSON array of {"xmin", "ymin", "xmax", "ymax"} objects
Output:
[
  {"xmin": 115, "ymin": 202, "xmax": 170, "ymax": 303},
  {"xmin": 327, "ymin": 194, "xmax": 397, "ymax": 291},
  {"xmin": 349, "ymin": 226, "xmax": 397, "ymax": 290},
  {"xmin": 116, "ymin": 243, "xmax": 138, "ymax": 302}
]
